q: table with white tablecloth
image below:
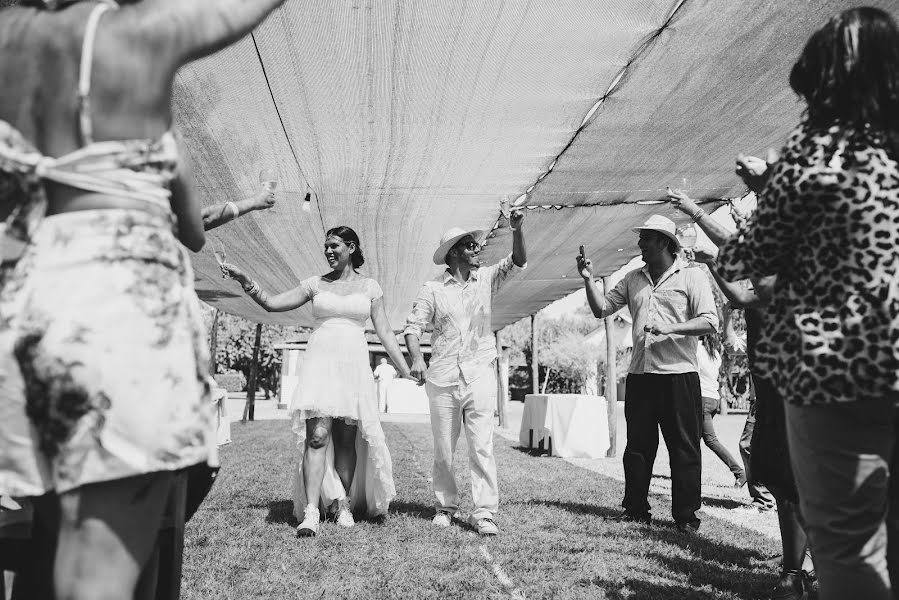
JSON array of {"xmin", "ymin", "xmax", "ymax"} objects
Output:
[
  {"xmin": 385, "ymin": 379, "xmax": 430, "ymax": 414},
  {"xmin": 518, "ymin": 394, "xmax": 609, "ymax": 459}
]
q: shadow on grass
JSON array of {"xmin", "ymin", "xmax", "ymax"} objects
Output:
[
  {"xmin": 535, "ymin": 499, "xmax": 768, "ymax": 566},
  {"xmin": 526, "ymin": 499, "xmax": 622, "ymax": 519},
  {"xmin": 582, "ymin": 577, "xmax": 724, "ymax": 600},
  {"xmin": 265, "ymin": 499, "xmax": 297, "ymax": 526},
  {"xmin": 265, "ymin": 498, "xmax": 391, "ymax": 527},
  {"xmin": 544, "ymin": 499, "xmax": 773, "ymax": 599},
  {"xmin": 651, "ymin": 552, "xmax": 772, "ymax": 596},
  {"xmin": 388, "ymin": 499, "xmax": 434, "ymax": 521},
  {"xmin": 701, "ymin": 495, "xmax": 748, "ymax": 509},
  {"xmin": 511, "ymin": 445, "xmax": 551, "ymax": 457}
]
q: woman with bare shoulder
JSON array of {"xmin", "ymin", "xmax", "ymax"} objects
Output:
[{"xmin": 0, "ymin": 0, "xmax": 291, "ymax": 598}]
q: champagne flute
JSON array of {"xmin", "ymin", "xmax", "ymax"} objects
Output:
[
  {"xmin": 259, "ymin": 168, "xmax": 279, "ymax": 191},
  {"xmin": 500, "ymin": 195, "xmax": 511, "ymax": 221},
  {"xmin": 212, "ymin": 239, "xmax": 230, "ymax": 279}
]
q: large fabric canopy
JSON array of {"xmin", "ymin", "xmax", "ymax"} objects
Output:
[{"xmin": 177, "ymin": 0, "xmax": 893, "ymax": 330}]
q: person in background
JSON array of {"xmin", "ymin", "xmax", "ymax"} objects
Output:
[
  {"xmin": 578, "ymin": 214, "xmax": 718, "ymax": 532},
  {"xmin": 669, "ymin": 193, "xmax": 811, "ymax": 599},
  {"xmin": 697, "ymin": 332, "xmax": 746, "ymax": 488},
  {"xmin": 687, "ymin": 9, "xmax": 899, "ymax": 598},
  {"xmin": 373, "ymin": 357, "xmax": 397, "ymax": 413}
]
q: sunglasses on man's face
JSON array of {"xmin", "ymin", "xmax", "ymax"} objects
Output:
[{"xmin": 457, "ymin": 240, "xmax": 479, "ymax": 251}]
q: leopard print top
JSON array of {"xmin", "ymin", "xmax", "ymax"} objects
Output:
[{"xmin": 717, "ymin": 123, "xmax": 899, "ymax": 405}]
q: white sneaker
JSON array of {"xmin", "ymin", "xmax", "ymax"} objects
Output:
[
  {"xmin": 335, "ymin": 498, "xmax": 355, "ymax": 528},
  {"xmin": 432, "ymin": 511, "xmax": 454, "ymax": 528},
  {"xmin": 296, "ymin": 505, "xmax": 320, "ymax": 537},
  {"xmin": 469, "ymin": 515, "xmax": 499, "ymax": 536}
]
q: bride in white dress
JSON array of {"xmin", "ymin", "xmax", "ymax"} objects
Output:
[{"xmin": 223, "ymin": 226, "xmax": 412, "ymax": 536}]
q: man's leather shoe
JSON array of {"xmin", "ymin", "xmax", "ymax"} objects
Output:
[{"xmin": 675, "ymin": 520, "xmax": 700, "ymax": 533}]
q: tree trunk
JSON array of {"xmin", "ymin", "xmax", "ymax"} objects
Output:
[
  {"xmin": 531, "ymin": 314, "xmax": 539, "ymax": 394},
  {"xmin": 209, "ymin": 309, "xmax": 221, "ymax": 374},
  {"xmin": 495, "ymin": 333, "xmax": 508, "ymax": 427},
  {"xmin": 242, "ymin": 323, "xmax": 263, "ymax": 422},
  {"xmin": 603, "ymin": 276, "xmax": 618, "ymax": 457}
]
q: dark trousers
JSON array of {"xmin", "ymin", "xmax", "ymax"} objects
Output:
[
  {"xmin": 702, "ymin": 396, "xmax": 744, "ymax": 478},
  {"xmin": 622, "ymin": 372, "xmax": 703, "ymax": 524},
  {"xmin": 740, "ymin": 399, "xmax": 776, "ymax": 509}
]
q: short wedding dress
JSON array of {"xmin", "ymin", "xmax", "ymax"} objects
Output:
[{"xmin": 290, "ymin": 276, "xmax": 395, "ymax": 518}]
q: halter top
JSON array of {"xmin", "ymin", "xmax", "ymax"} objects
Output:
[{"xmin": 0, "ymin": 0, "xmax": 180, "ymax": 260}]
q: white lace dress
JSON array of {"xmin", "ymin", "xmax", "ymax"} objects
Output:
[{"xmin": 290, "ymin": 276, "xmax": 395, "ymax": 518}]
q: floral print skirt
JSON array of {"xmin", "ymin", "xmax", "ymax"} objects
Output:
[{"xmin": 0, "ymin": 209, "xmax": 217, "ymax": 497}]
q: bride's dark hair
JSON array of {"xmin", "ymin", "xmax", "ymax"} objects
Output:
[{"xmin": 326, "ymin": 226, "xmax": 365, "ymax": 268}]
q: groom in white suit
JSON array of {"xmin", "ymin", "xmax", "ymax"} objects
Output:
[{"xmin": 404, "ymin": 209, "xmax": 526, "ymax": 536}]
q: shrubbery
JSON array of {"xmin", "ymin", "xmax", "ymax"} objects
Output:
[{"xmin": 214, "ymin": 372, "xmax": 246, "ymax": 393}]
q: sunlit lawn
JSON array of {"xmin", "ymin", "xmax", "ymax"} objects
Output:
[{"xmin": 182, "ymin": 420, "xmax": 778, "ymax": 599}]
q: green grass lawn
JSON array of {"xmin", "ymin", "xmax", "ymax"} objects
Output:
[{"xmin": 182, "ymin": 420, "xmax": 778, "ymax": 599}]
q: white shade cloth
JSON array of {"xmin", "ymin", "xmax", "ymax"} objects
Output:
[{"xmin": 172, "ymin": 1, "xmax": 898, "ymax": 330}]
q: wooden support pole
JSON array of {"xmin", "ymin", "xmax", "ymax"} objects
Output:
[
  {"xmin": 242, "ymin": 323, "xmax": 263, "ymax": 422},
  {"xmin": 531, "ymin": 313, "xmax": 539, "ymax": 395},
  {"xmin": 603, "ymin": 277, "xmax": 618, "ymax": 458},
  {"xmin": 277, "ymin": 348, "xmax": 289, "ymax": 409},
  {"xmin": 208, "ymin": 308, "xmax": 221, "ymax": 374},
  {"xmin": 495, "ymin": 333, "xmax": 508, "ymax": 427}
]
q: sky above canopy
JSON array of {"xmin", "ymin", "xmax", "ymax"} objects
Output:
[{"xmin": 177, "ymin": 0, "xmax": 894, "ymax": 331}]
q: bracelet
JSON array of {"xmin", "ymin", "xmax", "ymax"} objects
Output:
[
  {"xmin": 243, "ymin": 280, "xmax": 261, "ymax": 296},
  {"xmin": 690, "ymin": 208, "xmax": 706, "ymax": 222},
  {"xmin": 225, "ymin": 201, "xmax": 239, "ymax": 220}
]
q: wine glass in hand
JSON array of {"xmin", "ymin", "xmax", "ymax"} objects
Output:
[
  {"xmin": 212, "ymin": 240, "xmax": 229, "ymax": 279},
  {"xmin": 259, "ymin": 168, "xmax": 279, "ymax": 191},
  {"xmin": 220, "ymin": 263, "xmax": 249, "ymax": 287}
]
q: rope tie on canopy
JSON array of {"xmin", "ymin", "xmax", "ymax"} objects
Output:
[
  {"xmin": 476, "ymin": 0, "xmax": 701, "ymax": 246},
  {"xmin": 515, "ymin": 0, "xmax": 694, "ymax": 209}
]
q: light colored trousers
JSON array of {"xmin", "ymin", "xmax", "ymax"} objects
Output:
[
  {"xmin": 377, "ymin": 382, "xmax": 389, "ymax": 413},
  {"xmin": 785, "ymin": 399, "xmax": 898, "ymax": 600},
  {"xmin": 426, "ymin": 371, "xmax": 499, "ymax": 520}
]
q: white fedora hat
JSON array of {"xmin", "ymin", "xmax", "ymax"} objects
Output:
[
  {"xmin": 632, "ymin": 214, "xmax": 681, "ymax": 249},
  {"xmin": 433, "ymin": 227, "xmax": 484, "ymax": 265}
]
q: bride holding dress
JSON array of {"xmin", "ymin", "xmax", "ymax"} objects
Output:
[{"xmin": 223, "ymin": 226, "xmax": 412, "ymax": 536}]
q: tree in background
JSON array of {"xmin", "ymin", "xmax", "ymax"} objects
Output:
[
  {"xmin": 200, "ymin": 304, "xmax": 308, "ymax": 397},
  {"xmin": 506, "ymin": 306, "xmax": 600, "ymax": 394}
]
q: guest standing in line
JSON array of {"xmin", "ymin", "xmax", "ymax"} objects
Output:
[
  {"xmin": 578, "ymin": 215, "xmax": 718, "ymax": 532},
  {"xmin": 697, "ymin": 332, "xmax": 746, "ymax": 487},
  {"xmin": 669, "ymin": 189, "xmax": 812, "ymax": 599},
  {"xmin": 714, "ymin": 8, "xmax": 899, "ymax": 598},
  {"xmin": 0, "ymin": 0, "xmax": 293, "ymax": 598}
]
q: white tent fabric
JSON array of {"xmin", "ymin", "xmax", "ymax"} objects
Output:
[{"xmin": 176, "ymin": 0, "xmax": 896, "ymax": 330}]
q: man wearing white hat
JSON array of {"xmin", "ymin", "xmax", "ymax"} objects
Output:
[
  {"xmin": 577, "ymin": 214, "xmax": 718, "ymax": 532},
  {"xmin": 404, "ymin": 209, "xmax": 526, "ymax": 536}
]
